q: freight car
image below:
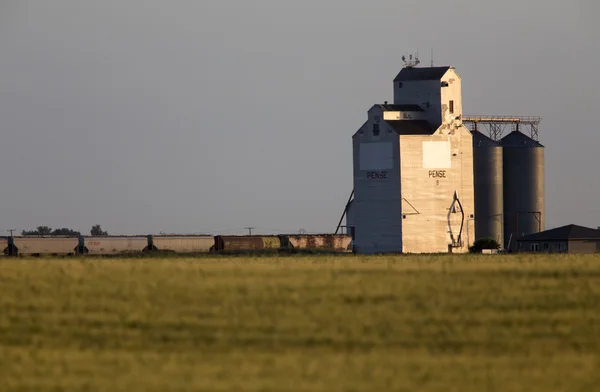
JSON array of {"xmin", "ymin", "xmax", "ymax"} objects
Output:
[
  {"xmin": 0, "ymin": 237, "xmax": 8, "ymax": 256},
  {"xmin": 79, "ymin": 236, "xmax": 149, "ymax": 255},
  {"xmin": 279, "ymin": 234, "xmax": 352, "ymax": 252},
  {"xmin": 213, "ymin": 235, "xmax": 281, "ymax": 251},
  {"xmin": 5, "ymin": 236, "xmax": 79, "ymax": 256},
  {"xmin": 149, "ymin": 235, "xmax": 214, "ymax": 253},
  {"xmin": 2, "ymin": 234, "xmax": 215, "ymax": 256},
  {"xmin": 2, "ymin": 233, "xmax": 353, "ymax": 256}
]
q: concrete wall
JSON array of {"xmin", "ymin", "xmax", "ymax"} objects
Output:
[
  {"xmin": 352, "ymin": 107, "xmax": 403, "ymax": 254},
  {"xmin": 399, "ymin": 126, "xmax": 475, "ymax": 253}
]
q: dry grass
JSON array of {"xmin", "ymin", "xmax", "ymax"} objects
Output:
[{"xmin": 1, "ymin": 254, "xmax": 600, "ymax": 391}]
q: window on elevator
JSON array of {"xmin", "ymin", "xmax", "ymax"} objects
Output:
[{"xmin": 372, "ymin": 123, "xmax": 380, "ymax": 136}]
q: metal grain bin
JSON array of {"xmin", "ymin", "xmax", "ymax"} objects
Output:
[
  {"xmin": 83, "ymin": 236, "xmax": 149, "ymax": 255},
  {"xmin": 10, "ymin": 236, "xmax": 79, "ymax": 256},
  {"xmin": 472, "ymin": 131, "xmax": 504, "ymax": 246},
  {"xmin": 280, "ymin": 234, "xmax": 352, "ymax": 251},
  {"xmin": 501, "ymin": 131, "xmax": 545, "ymax": 251},
  {"xmin": 214, "ymin": 235, "xmax": 280, "ymax": 251},
  {"xmin": 151, "ymin": 235, "xmax": 213, "ymax": 253}
]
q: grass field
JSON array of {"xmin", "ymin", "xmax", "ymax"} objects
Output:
[{"xmin": 1, "ymin": 254, "xmax": 599, "ymax": 391}]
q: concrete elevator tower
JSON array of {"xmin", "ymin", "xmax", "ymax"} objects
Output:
[{"xmin": 351, "ymin": 64, "xmax": 475, "ymax": 254}]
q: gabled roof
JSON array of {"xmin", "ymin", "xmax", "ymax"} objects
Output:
[
  {"xmin": 500, "ymin": 131, "xmax": 544, "ymax": 148},
  {"xmin": 472, "ymin": 130, "xmax": 500, "ymax": 148},
  {"xmin": 518, "ymin": 224, "xmax": 600, "ymax": 242},
  {"xmin": 393, "ymin": 66, "xmax": 451, "ymax": 82},
  {"xmin": 352, "ymin": 120, "xmax": 369, "ymax": 138},
  {"xmin": 375, "ymin": 103, "xmax": 424, "ymax": 112},
  {"xmin": 385, "ymin": 120, "xmax": 436, "ymax": 135}
]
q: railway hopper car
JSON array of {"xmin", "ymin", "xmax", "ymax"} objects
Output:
[
  {"xmin": 214, "ymin": 235, "xmax": 281, "ymax": 251},
  {"xmin": 279, "ymin": 234, "xmax": 352, "ymax": 252},
  {"xmin": 0, "ymin": 237, "xmax": 8, "ymax": 256},
  {"xmin": 150, "ymin": 235, "xmax": 213, "ymax": 253},
  {"xmin": 5, "ymin": 236, "xmax": 79, "ymax": 256},
  {"xmin": 81, "ymin": 236, "xmax": 149, "ymax": 255}
]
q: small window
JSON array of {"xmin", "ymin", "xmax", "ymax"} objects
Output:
[
  {"xmin": 449, "ymin": 100, "xmax": 454, "ymax": 114},
  {"xmin": 543, "ymin": 243, "xmax": 549, "ymax": 251},
  {"xmin": 372, "ymin": 123, "xmax": 380, "ymax": 136},
  {"xmin": 398, "ymin": 82, "xmax": 403, "ymax": 88},
  {"xmin": 530, "ymin": 243, "xmax": 539, "ymax": 252},
  {"xmin": 558, "ymin": 243, "xmax": 566, "ymax": 252},
  {"xmin": 441, "ymin": 81, "xmax": 449, "ymax": 87}
]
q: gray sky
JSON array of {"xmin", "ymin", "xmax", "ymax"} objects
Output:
[{"xmin": 0, "ymin": 0, "xmax": 598, "ymax": 235}]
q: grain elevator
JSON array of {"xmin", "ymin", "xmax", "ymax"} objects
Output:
[
  {"xmin": 341, "ymin": 60, "xmax": 546, "ymax": 254},
  {"xmin": 350, "ymin": 63, "xmax": 475, "ymax": 254}
]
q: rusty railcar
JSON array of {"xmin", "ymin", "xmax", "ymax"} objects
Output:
[
  {"xmin": 82, "ymin": 236, "xmax": 149, "ymax": 255},
  {"xmin": 213, "ymin": 235, "xmax": 281, "ymax": 252},
  {"xmin": 7, "ymin": 236, "xmax": 79, "ymax": 256},
  {"xmin": 150, "ymin": 235, "xmax": 213, "ymax": 253},
  {"xmin": 280, "ymin": 234, "xmax": 352, "ymax": 252}
]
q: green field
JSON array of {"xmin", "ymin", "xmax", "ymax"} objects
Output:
[{"xmin": 1, "ymin": 254, "xmax": 599, "ymax": 391}]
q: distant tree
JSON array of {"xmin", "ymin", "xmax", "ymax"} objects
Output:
[
  {"xmin": 21, "ymin": 226, "xmax": 80, "ymax": 236},
  {"xmin": 51, "ymin": 228, "xmax": 81, "ymax": 236},
  {"xmin": 21, "ymin": 226, "xmax": 53, "ymax": 236},
  {"xmin": 90, "ymin": 224, "xmax": 108, "ymax": 236},
  {"xmin": 469, "ymin": 238, "xmax": 501, "ymax": 253}
]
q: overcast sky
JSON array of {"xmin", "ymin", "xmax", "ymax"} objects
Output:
[{"xmin": 0, "ymin": 0, "xmax": 598, "ymax": 235}]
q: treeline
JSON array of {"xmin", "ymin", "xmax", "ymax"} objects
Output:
[{"xmin": 21, "ymin": 224, "xmax": 108, "ymax": 236}]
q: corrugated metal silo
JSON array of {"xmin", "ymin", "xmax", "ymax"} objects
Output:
[
  {"xmin": 472, "ymin": 131, "xmax": 504, "ymax": 246},
  {"xmin": 501, "ymin": 131, "xmax": 545, "ymax": 251}
]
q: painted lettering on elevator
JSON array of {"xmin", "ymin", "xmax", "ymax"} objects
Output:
[
  {"xmin": 428, "ymin": 170, "xmax": 446, "ymax": 178},
  {"xmin": 367, "ymin": 171, "xmax": 388, "ymax": 180}
]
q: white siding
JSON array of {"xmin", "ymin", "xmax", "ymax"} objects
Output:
[
  {"xmin": 399, "ymin": 126, "xmax": 475, "ymax": 253},
  {"xmin": 352, "ymin": 108, "xmax": 402, "ymax": 254}
]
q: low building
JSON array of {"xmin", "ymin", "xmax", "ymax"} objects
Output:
[{"xmin": 516, "ymin": 224, "xmax": 600, "ymax": 254}]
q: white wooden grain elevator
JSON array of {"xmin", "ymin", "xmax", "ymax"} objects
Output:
[{"xmin": 350, "ymin": 63, "xmax": 475, "ymax": 254}]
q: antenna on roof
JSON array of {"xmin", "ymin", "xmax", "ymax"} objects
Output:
[
  {"xmin": 402, "ymin": 52, "xmax": 420, "ymax": 68},
  {"xmin": 431, "ymin": 48, "xmax": 434, "ymax": 67}
]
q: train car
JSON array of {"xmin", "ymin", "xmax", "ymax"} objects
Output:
[
  {"xmin": 280, "ymin": 234, "xmax": 353, "ymax": 252},
  {"xmin": 0, "ymin": 236, "xmax": 8, "ymax": 256},
  {"xmin": 8, "ymin": 236, "xmax": 79, "ymax": 256},
  {"xmin": 214, "ymin": 235, "xmax": 281, "ymax": 252},
  {"xmin": 150, "ymin": 235, "xmax": 213, "ymax": 253},
  {"xmin": 81, "ymin": 236, "xmax": 149, "ymax": 255}
]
